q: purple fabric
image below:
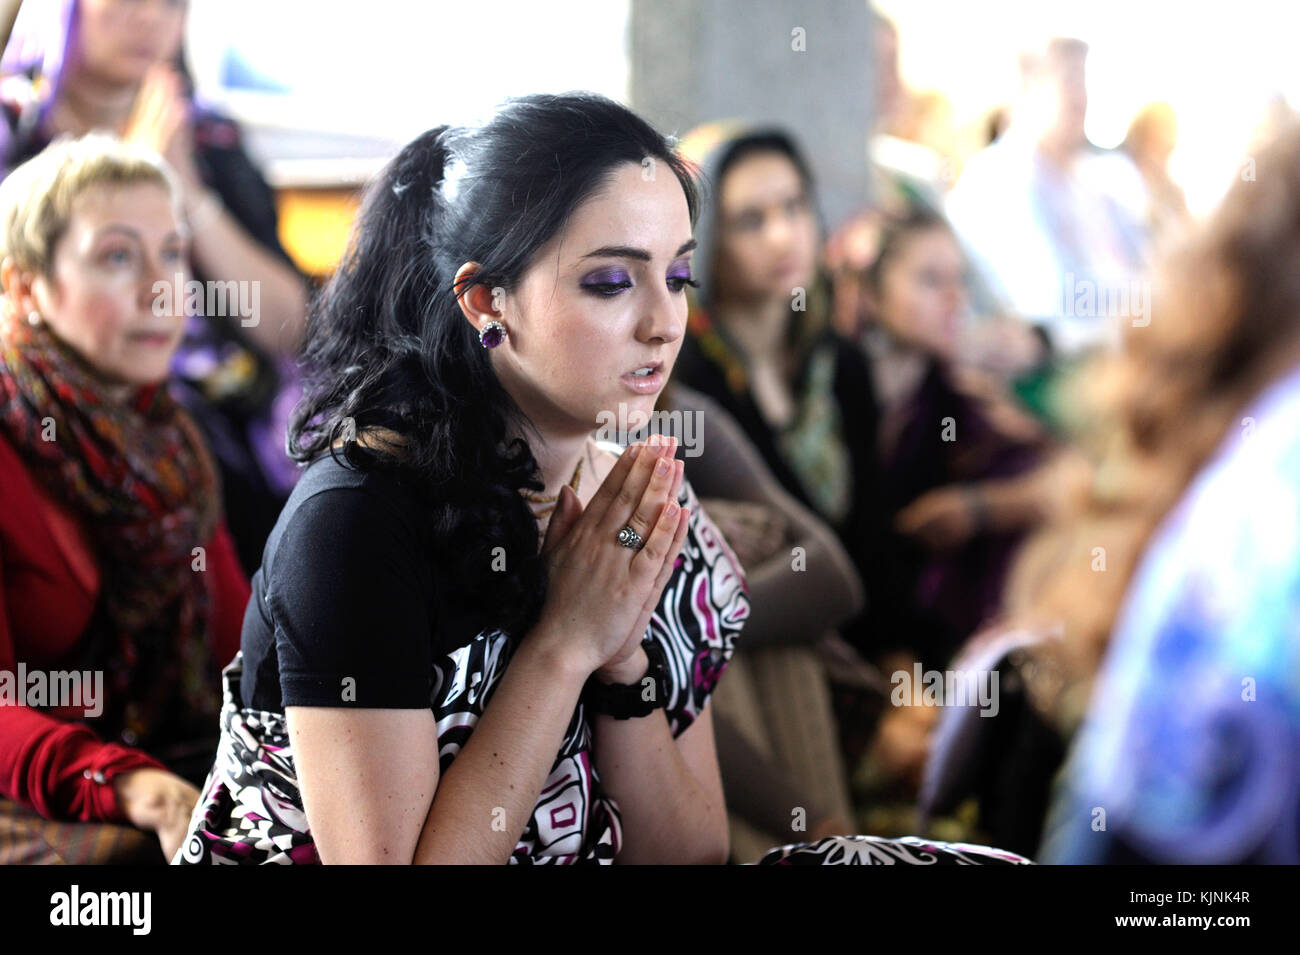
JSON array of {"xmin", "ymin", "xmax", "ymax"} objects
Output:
[
  {"xmin": 0, "ymin": 0, "xmax": 77, "ymax": 149},
  {"xmin": 876, "ymin": 360, "xmax": 1044, "ymax": 665}
]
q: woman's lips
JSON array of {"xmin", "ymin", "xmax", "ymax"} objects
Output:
[
  {"xmin": 128, "ymin": 331, "xmax": 174, "ymax": 347},
  {"xmin": 621, "ymin": 368, "xmax": 664, "ymax": 394},
  {"xmin": 771, "ymin": 262, "xmax": 807, "ymax": 283}
]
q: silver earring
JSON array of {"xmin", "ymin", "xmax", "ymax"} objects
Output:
[
  {"xmin": 479, "ymin": 320, "xmax": 506, "ymax": 349},
  {"xmin": 27, "ymin": 310, "xmax": 40, "ymax": 327}
]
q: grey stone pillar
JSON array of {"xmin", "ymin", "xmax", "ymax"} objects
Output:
[{"xmin": 629, "ymin": 0, "xmax": 876, "ymax": 231}]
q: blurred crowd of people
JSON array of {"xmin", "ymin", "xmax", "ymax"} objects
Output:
[{"xmin": 0, "ymin": 0, "xmax": 1296, "ymax": 866}]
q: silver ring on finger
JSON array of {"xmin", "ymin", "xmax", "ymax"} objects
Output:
[{"xmin": 616, "ymin": 525, "xmax": 644, "ymax": 550}]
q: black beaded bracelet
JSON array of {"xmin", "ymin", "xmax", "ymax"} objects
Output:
[{"xmin": 582, "ymin": 639, "xmax": 669, "ymax": 720}]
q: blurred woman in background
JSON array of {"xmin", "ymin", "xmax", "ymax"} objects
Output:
[
  {"xmin": 834, "ymin": 206, "xmax": 1056, "ymax": 817},
  {"xmin": 672, "ymin": 121, "xmax": 885, "ymax": 662},
  {"xmin": 0, "ymin": 134, "xmax": 248, "ymax": 864},
  {"xmin": 860, "ymin": 207, "xmax": 1053, "ymax": 673},
  {"xmin": 0, "ymin": 0, "xmax": 310, "ymax": 573},
  {"xmin": 1000, "ymin": 118, "xmax": 1300, "ymax": 864}
]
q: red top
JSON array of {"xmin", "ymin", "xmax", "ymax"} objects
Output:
[{"xmin": 0, "ymin": 432, "xmax": 249, "ymax": 823}]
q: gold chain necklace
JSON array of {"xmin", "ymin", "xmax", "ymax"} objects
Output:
[{"xmin": 521, "ymin": 446, "xmax": 588, "ymax": 519}]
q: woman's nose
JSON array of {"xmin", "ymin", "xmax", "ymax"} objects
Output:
[
  {"xmin": 142, "ymin": 258, "xmax": 183, "ymax": 313},
  {"xmin": 641, "ymin": 285, "xmax": 685, "ymax": 344},
  {"xmin": 765, "ymin": 213, "xmax": 794, "ymax": 251},
  {"xmin": 945, "ymin": 279, "xmax": 967, "ymax": 311}
]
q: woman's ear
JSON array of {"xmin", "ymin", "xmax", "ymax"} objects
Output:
[
  {"xmin": 0, "ymin": 257, "xmax": 39, "ymax": 317},
  {"xmin": 452, "ymin": 261, "xmax": 504, "ymax": 336}
]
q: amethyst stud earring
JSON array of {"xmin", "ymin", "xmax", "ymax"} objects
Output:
[{"xmin": 479, "ymin": 320, "xmax": 506, "ymax": 349}]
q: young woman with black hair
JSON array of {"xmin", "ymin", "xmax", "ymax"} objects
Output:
[
  {"xmin": 174, "ymin": 93, "xmax": 1029, "ymax": 866},
  {"xmin": 174, "ymin": 92, "xmax": 743, "ymax": 865}
]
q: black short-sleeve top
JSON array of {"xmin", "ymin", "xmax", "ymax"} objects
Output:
[
  {"xmin": 176, "ymin": 446, "xmax": 751, "ymax": 864},
  {"xmin": 238, "ymin": 451, "xmax": 441, "ymax": 712}
]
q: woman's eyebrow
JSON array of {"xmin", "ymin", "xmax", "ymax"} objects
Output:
[
  {"xmin": 92, "ymin": 225, "xmax": 186, "ymax": 245},
  {"xmin": 93, "ymin": 224, "xmax": 144, "ymax": 242},
  {"xmin": 580, "ymin": 238, "xmax": 697, "ymax": 261}
]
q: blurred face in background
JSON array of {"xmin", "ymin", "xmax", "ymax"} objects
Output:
[
  {"xmin": 871, "ymin": 225, "xmax": 967, "ymax": 362},
  {"xmin": 74, "ymin": 0, "xmax": 188, "ymax": 86},
  {"xmin": 1130, "ymin": 103, "xmax": 1180, "ymax": 168},
  {"xmin": 1021, "ymin": 39, "xmax": 1089, "ymax": 155},
  {"xmin": 712, "ymin": 150, "xmax": 819, "ymax": 306},
  {"xmin": 27, "ymin": 182, "xmax": 189, "ymax": 390},
  {"xmin": 1049, "ymin": 44, "xmax": 1088, "ymax": 148}
]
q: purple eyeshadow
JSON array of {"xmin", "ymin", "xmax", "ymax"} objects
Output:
[{"xmin": 581, "ymin": 268, "xmax": 631, "ymax": 286}]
